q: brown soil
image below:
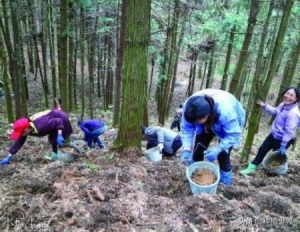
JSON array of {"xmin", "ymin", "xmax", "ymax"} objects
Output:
[
  {"xmin": 269, "ymin": 156, "xmax": 286, "ymax": 169},
  {"xmin": 1, "ymin": 62, "xmax": 300, "ymax": 231},
  {"xmin": 191, "ymin": 168, "xmax": 216, "ymax": 186}
]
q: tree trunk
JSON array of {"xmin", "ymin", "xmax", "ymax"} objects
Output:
[
  {"xmin": 116, "ymin": 0, "xmax": 151, "ymax": 151},
  {"xmin": 113, "ymin": 1, "xmax": 126, "ymax": 127},
  {"xmin": 221, "ymin": 25, "xmax": 235, "ymax": 90},
  {"xmin": 59, "ymin": 0, "xmax": 69, "ymax": 112},
  {"xmin": 229, "ymin": 0, "xmax": 259, "ymax": 95}
]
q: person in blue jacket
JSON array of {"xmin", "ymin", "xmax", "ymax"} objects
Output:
[
  {"xmin": 142, "ymin": 126, "xmax": 182, "ymax": 156},
  {"xmin": 180, "ymin": 89, "xmax": 246, "ymax": 185},
  {"xmin": 78, "ymin": 119, "xmax": 106, "ymax": 149}
]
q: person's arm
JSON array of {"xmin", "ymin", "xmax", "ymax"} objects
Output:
[
  {"xmin": 180, "ymin": 116, "xmax": 198, "ymax": 151},
  {"xmin": 281, "ymin": 112, "xmax": 299, "ymax": 147},
  {"xmin": 9, "ymin": 136, "xmax": 28, "ymax": 155},
  {"xmin": 80, "ymin": 122, "xmax": 90, "ymax": 134},
  {"xmin": 217, "ymin": 119, "xmax": 243, "ymax": 153},
  {"xmin": 261, "ymin": 102, "xmax": 282, "ymax": 116},
  {"xmin": 1, "ymin": 136, "xmax": 28, "ymax": 165}
]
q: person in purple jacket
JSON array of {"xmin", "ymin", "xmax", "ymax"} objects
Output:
[
  {"xmin": 0, "ymin": 109, "xmax": 73, "ymax": 165},
  {"xmin": 240, "ymin": 86, "xmax": 300, "ymax": 175},
  {"xmin": 78, "ymin": 119, "xmax": 106, "ymax": 150}
]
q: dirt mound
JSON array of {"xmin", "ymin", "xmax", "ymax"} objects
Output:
[{"xmin": 1, "ymin": 143, "xmax": 300, "ymax": 231}]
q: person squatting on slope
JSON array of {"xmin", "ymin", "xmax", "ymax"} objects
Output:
[
  {"xmin": 0, "ymin": 109, "xmax": 73, "ymax": 165},
  {"xmin": 142, "ymin": 126, "xmax": 182, "ymax": 156},
  {"xmin": 78, "ymin": 119, "xmax": 106, "ymax": 150},
  {"xmin": 180, "ymin": 89, "xmax": 246, "ymax": 185},
  {"xmin": 170, "ymin": 104, "xmax": 183, "ymax": 132},
  {"xmin": 240, "ymin": 86, "xmax": 300, "ymax": 175}
]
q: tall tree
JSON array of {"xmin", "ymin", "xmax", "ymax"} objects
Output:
[
  {"xmin": 113, "ymin": 0, "xmax": 126, "ymax": 127},
  {"xmin": 156, "ymin": 0, "xmax": 180, "ymax": 125},
  {"xmin": 241, "ymin": 0, "xmax": 294, "ymax": 162},
  {"xmin": 59, "ymin": 0, "xmax": 69, "ymax": 112},
  {"xmin": 116, "ymin": 0, "xmax": 151, "ymax": 151},
  {"xmin": 228, "ymin": 0, "xmax": 259, "ymax": 95}
]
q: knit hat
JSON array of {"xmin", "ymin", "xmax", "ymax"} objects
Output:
[
  {"xmin": 184, "ymin": 96, "xmax": 211, "ymax": 122},
  {"xmin": 11, "ymin": 118, "xmax": 30, "ymax": 140}
]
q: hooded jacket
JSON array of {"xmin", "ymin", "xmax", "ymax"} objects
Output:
[
  {"xmin": 264, "ymin": 102, "xmax": 300, "ymax": 146},
  {"xmin": 144, "ymin": 126, "xmax": 181, "ymax": 154},
  {"xmin": 181, "ymin": 89, "xmax": 246, "ymax": 152}
]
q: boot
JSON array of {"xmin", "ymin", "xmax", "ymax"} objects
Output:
[
  {"xmin": 239, "ymin": 163, "xmax": 257, "ymax": 175},
  {"xmin": 219, "ymin": 170, "xmax": 232, "ymax": 185},
  {"xmin": 44, "ymin": 152, "xmax": 58, "ymax": 161}
]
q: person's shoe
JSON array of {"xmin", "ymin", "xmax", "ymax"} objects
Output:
[
  {"xmin": 220, "ymin": 170, "xmax": 232, "ymax": 185},
  {"xmin": 44, "ymin": 152, "xmax": 58, "ymax": 161},
  {"xmin": 239, "ymin": 163, "xmax": 257, "ymax": 175},
  {"xmin": 102, "ymin": 147, "xmax": 108, "ymax": 152}
]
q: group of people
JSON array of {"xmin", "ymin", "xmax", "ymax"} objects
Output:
[
  {"xmin": 1, "ymin": 86, "xmax": 300, "ymax": 187},
  {"xmin": 0, "ymin": 103, "xmax": 107, "ymax": 165},
  {"xmin": 143, "ymin": 86, "xmax": 300, "ymax": 186}
]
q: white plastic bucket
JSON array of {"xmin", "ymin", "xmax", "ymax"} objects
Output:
[
  {"xmin": 262, "ymin": 150, "xmax": 288, "ymax": 175},
  {"xmin": 144, "ymin": 146, "xmax": 162, "ymax": 162},
  {"xmin": 186, "ymin": 161, "xmax": 220, "ymax": 195}
]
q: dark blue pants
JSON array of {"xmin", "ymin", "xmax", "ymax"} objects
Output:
[
  {"xmin": 193, "ymin": 132, "xmax": 232, "ymax": 172},
  {"xmin": 252, "ymin": 133, "xmax": 293, "ymax": 165},
  {"xmin": 147, "ymin": 135, "xmax": 182, "ymax": 156}
]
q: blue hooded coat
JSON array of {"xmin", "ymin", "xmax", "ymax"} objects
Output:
[{"xmin": 181, "ymin": 89, "xmax": 246, "ymax": 153}]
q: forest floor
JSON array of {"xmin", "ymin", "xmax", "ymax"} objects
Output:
[{"xmin": 1, "ymin": 62, "xmax": 300, "ymax": 232}]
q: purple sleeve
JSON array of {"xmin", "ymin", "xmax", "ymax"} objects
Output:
[
  {"xmin": 264, "ymin": 103, "xmax": 281, "ymax": 116},
  {"xmin": 9, "ymin": 136, "xmax": 27, "ymax": 155}
]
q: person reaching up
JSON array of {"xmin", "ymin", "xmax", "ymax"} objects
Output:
[{"xmin": 240, "ymin": 86, "xmax": 300, "ymax": 175}]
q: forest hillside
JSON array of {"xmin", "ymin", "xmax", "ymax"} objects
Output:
[{"xmin": 1, "ymin": 66, "xmax": 300, "ymax": 232}]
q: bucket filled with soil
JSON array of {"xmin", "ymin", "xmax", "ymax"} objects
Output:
[
  {"xmin": 262, "ymin": 150, "xmax": 288, "ymax": 175},
  {"xmin": 186, "ymin": 161, "xmax": 220, "ymax": 195}
]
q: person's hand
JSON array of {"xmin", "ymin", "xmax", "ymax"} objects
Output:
[
  {"xmin": 57, "ymin": 134, "xmax": 64, "ymax": 145},
  {"xmin": 279, "ymin": 146, "xmax": 286, "ymax": 156},
  {"xmin": 257, "ymin": 101, "xmax": 266, "ymax": 107},
  {"xmin": 181, "ymin": 150, "xmax": 193, "ymax": 166},
  {"xmin": 0, "ymin": 155, "xmax": 12, "ymax": 165},
  {"xmin": 157, "ymin": 143, "xmax": 164, "ymax": 153},
  {"xmin": 204, "ymin": 146, "xmax": 221, "ymax": 162}
]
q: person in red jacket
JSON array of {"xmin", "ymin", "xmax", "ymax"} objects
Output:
[{"xmin": 0, "ymin": 109, "xmax": 73, "ymax": 165}]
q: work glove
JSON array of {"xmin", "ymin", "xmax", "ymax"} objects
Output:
[
  {"xmin": 279, "ymin": 146, "xmax": 286, "ymax": 156},
  {"xmin": 181, "ymin": 150, "xmax": 193, "ymax": 166},
  {"xmin": 57, "ymin": 134, "xmax": 64, "ymax": 145},
  {"xmin": 0, "ymin": 155, "xmax": 12, "ymax": 165},
  {"xmin": 204, "ymin": 146, "xmax": 221, "ymax": 162},
  {"xmin": 157, "ymin": 143, "xmax": 164, "ymax": 153}
]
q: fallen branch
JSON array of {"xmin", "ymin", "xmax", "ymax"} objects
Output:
[{"xmin": 91, "ymin": 186, "xmax": 105, "ymax": 201}]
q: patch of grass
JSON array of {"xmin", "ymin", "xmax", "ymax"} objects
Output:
[
  {"xmin": 136, "ymin": 180, "xmax": 144, "ymax": 189},
  {"xmin": 101, "ymin": 152, "xmax": 115, "ymax": 161},
  {"xmin": 86, "ymin": 162, "xmax": 102, "ymax": 172}
]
